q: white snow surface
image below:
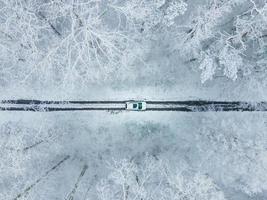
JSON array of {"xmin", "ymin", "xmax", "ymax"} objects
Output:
[{"xmin": 0, "ymin": 0, "xmax": 267, "ymax": 199}]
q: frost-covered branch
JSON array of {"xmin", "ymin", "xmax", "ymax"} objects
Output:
[
  {"xmin": 96, "ymin": 155, "xmax": 226, "ymax": 200},
  {"xmin": 178, "ymin": 0, "xmax": 267, "ymax": 82}
]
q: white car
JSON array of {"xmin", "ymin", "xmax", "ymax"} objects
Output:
[{"xmin": 126, "ymin": 101, "xmax": 146, "ymax": 111}]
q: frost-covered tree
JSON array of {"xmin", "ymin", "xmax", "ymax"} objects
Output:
[
  {"xmin": 0, "ymin": 122, "xmax": 32, "ymax": 177},
  {"xmin": 0, "ymin": 0, "xmax": 189, "ymax": 90},
  {"xmin": 197, "ymin": 116, "xmax": 267, "ymax": 195},
  {"xmin": 0, "ymin": 0, "xmax": 136, "ymax": 88},
  {"xmin": 110, "ymin": 0, "xmax": 187, "ymax": 34},
  {"xmin": 177, "ymin": 0, "xmax": 267, "ymax": 82},
  {"xmin": 0, "ymin": 0, "xmax": 266, "ymax": 90},
  {"xmin": 0, "ymin": 119, "xmax": 67, "ymax": 199},
  {"xmin": 96, "ymin": 155, "xmax": 226, "ymax": 200}
]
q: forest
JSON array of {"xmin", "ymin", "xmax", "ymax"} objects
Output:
[{"xmin": 0, "ymin": 0, "xmax": 267, "ymax": 199}]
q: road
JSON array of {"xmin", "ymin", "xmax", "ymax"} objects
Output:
[{"xmin": 1, "ymin": 100, "xmax": 267, "ymax": 112}]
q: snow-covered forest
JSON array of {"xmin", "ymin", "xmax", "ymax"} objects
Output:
[{"xmin": 0, "ymin": 0, "xmax": 267, "ymax": 199}]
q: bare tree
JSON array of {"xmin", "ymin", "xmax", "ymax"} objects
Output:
[
  {"xmin": 96, "ymin": 155, "xmax": 226, "ymax": 200},
  {"xmin": 177, "ymin": 0, "xmax": 267, "ymax": 82}
]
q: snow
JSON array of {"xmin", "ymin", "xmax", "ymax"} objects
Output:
[
  {"xmin": 0, "ymin": 0, "xmax": 267, "ymax": 199},
  {"xmin": 1, "ymin": 111, "xmax": 267, "ymax": 199}
]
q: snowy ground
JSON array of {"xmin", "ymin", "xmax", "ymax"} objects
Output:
[
  {"xmin": 1, "ymin": 0, "xmax": 267, "ymax": 200},
  {"xmin": 1, "ymin": 111, "xmax": 267, "ymax": 200}
]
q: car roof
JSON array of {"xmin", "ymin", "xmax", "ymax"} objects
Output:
[{"xmin": 127, "ymin": 100, "xmax": 145, "ymax": 102}]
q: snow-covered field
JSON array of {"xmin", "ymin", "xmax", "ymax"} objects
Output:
[{"xmin": 0, "ymin": 0, "xmax": 267, "ymax": 199}]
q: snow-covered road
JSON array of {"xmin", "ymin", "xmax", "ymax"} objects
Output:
[{"xmin": 1, "ymin": 100, "xmax": 267, "ymax": 112}]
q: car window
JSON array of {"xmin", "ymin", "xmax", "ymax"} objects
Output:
[
  {"xmin": 138, "ymin": 103, "xmax": 142, "ymax": 109},
  {"xmin": 133, "ymin": 103, "xmax": 137, "ymax": 108}
]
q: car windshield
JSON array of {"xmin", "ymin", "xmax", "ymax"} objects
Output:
[{"xmin": 138, "ymin": 103, "xmax": 142, "ymax": 109}]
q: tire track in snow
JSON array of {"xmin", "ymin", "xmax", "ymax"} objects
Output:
[
  {"xmin": 65, "ymin": 164, "xmax": 88, "ymax": 200},
  {"xmin": 1, "ymin": 100, "xmax": 267, "ymax": 112},
  {"xmin": 13, "ymin": 155, "xmax": 70, "ymax": 200}
]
